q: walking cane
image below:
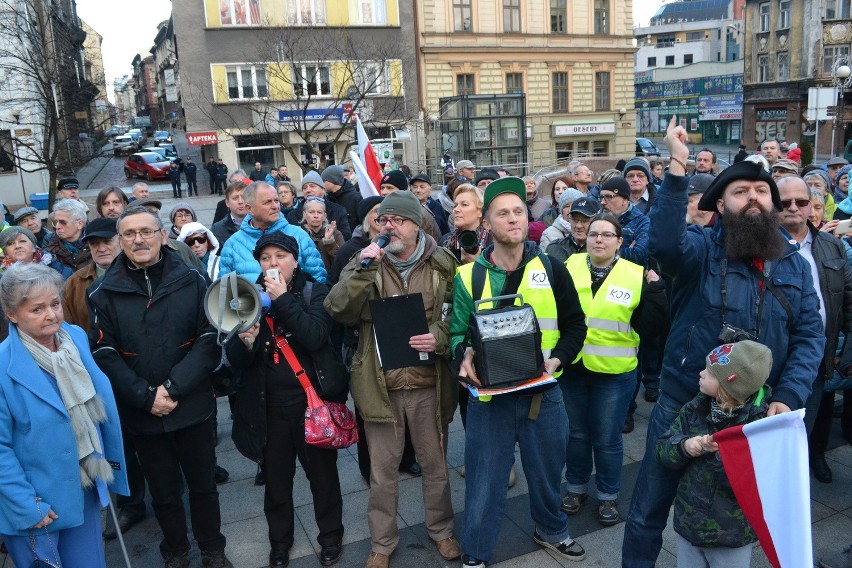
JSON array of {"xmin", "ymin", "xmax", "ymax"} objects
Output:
[{"xmin": 107, "ymin": 498, "xmax": 133, "ymax": 568}]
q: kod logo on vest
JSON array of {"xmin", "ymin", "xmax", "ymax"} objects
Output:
[
  {"xmin": 528, "ymin": 270, "xmax": 550, "ymax": 289},
  {"xmin": 605, "ymin": 286, "xmax": 633, "ymax": 306}
]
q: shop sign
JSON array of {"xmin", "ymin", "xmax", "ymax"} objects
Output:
[{"xmin": 187, "ymin": 131, "xmax": 218, "ymax": 146}]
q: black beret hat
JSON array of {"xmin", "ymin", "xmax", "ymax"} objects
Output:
[
  {"xmin": 253, "ymin": 231, "xmax": 299, "ymax": 261},
  {"xmin": 697, "ymin": 160, "xmax": 781, "ymax": 212}
]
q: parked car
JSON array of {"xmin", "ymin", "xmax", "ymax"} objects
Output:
[
  {"xmin": 153, "ymin": 130, "xmax": 172, "ymax": 145},
  {"xmin": 142, "ymin": 146, "xmax": 179, "ymax": 160},
  {"xmin": 636, "ymin": 138, "xmax": 661, "ymax": 157},
  {"xmin": 124, "ymin": 152, "xmax": 171, "ymax": 181},
  {"xmin": 113, "ymin": 135, "xmax": 138, "ymax": 156},
  {"xmin": 104, "ymin": 128, "xmax": 123, "ymax": 138},
  {"xmin": 127, "ymin": 128, "xmax": 146, "ymax": 147}
]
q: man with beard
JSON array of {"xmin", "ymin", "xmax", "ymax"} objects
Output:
[
  {"xmin": 692, "ymin": 148, "xmax": 716, "ymax": 176},
  {"xmin": 621, "ymin": 117, "xmax": 825, "ymax": 568}
]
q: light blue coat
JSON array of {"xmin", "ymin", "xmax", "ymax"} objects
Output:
[
  {"xmin": 218, "ymin": 214, "xmax": 327, "ymax": 283},
  {"xmin": 0, "ymin": 323, "xmax": 128, "ymax": 536}
]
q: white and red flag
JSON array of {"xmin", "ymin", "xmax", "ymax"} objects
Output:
[
  {"xmin": 355, "ymin": 116, "xmax": 383, "ymax": 196},
  {"xmin": 714, "ymin": 408, "xmax": 812, "ymax": 568}
]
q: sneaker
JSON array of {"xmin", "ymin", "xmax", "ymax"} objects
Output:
[
  {"xmin": 164, "ymin": 552, "xmax": 190, "ymax": 568},
  {"xmin": 461, "ymin": 553, "xmax": 486, "ymax": 567},
  {"xmin": 598, "ymin": 499, "xmax": 619, "ymax": 526},
  {"xmin": 435, "ymin": 536, "xmax": 461, "ymax": 560},
  {"xmin": 214, "ymin": 465, "xmax": 229, "ymax": 484},
  {"xmin": 560, "ymin": 492, "xmax": 587, "ymax": 515},
  {"xmin": 201, "ymin": 551, "xmax": 234, "ymax": 568},
  {"xmin": 533, "ymin": 531, "xmax": 586, "ymax": 562}
]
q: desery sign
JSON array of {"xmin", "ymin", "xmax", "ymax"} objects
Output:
[{"xmin": 186, "ymin": 131, "xmax": 218, "ymax": 146}]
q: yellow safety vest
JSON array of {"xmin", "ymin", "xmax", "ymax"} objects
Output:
[
  {"xmin": 565, "ymin": 254, "xmax": 643, "ymax": 374},
  {"xmin": 458, "ymin": 255, "xmax": 561, "ymax": 377}
]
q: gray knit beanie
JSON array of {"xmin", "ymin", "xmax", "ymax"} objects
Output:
[
  {"xmin": 378, "ymin": 190, "xmax": 422, "ymax": 227},
  {"xmin": 301, "ymin": 170, "xmax": 325, "ymax": 189},
  {"xmin": 705, "ymin": 340, "xmax": 772, "ymax": 403}
]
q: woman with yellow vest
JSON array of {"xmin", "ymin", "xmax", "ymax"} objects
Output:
[{"xmin": 561, "ymin": 214, "xmax": 668, "ymax": 527}]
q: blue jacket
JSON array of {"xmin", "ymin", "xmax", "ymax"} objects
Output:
[
  {"xmin": 650, "ymin": 173, "xmax": 825, "ymax": 410},
  {"xmin": 618, "ymin": 205, "xmax": 650, "ymax": 267},
  {"xmin": 0, "ymin": 323, "xmax": 128, "ymax": 536},
  {"xmin": 218, "ymin": 215, "xmax": 327, "ymax": 283}
]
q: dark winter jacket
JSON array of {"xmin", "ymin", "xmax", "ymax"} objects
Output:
[
  {"xmin": 226, "ymin": 271, "xmax": 348, "ymax": 463},
  {"xmin": 44, "ymin": 234, "xmax": 91, "ymax": 273},
  {"xmin": 167, "ymin": 166, "xmax": 181, "ymax": 183},
  {"xmin": 426, "ymin": 197, "xmax": 451, "ymax": 236},
  {"xmin": 216, "ymin": 162, "xmax": 229, "ymax": 180},
  {"xmin": 656, "ymin": 388, "xmax": 770, "ymax": 548},
  {"xmin": 287, "ymin": 199, "xmax": 352, "ymax": 240},
  {"xmin": 650, "ymin": 173, "xmax": 826, "ymax": 410},
  {"xmin": 545, "ymin": 235, "xmax": 586, "ymax": 265},
  {"xmin": 87, "ymin": 248, "xmax": 219, "ymax": 435},
  {"xmin": 326, "ymin": 180, "xmax": 363, "ymax": 227},
  {"xmin": 184, "ymin": 163, "xmax": 197, "ymax": 181},
  {"xmin": 808, "ymin": 223, "xmax": 852, "ymax": 383},
  {"xmin": 631, "ymin": 183, "xmax": 657, "ymax": 215},
  {"xmin": 617, "ymin": 205, "xmax": 651, "ymax": 267},
  {"xmin": 211, "ymin": 214, "xmax": 242, "ymax": 248}
]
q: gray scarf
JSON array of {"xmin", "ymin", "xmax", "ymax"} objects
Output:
[
  {"xmin": 385, "ymin": 230, "xmax": 426, "ymax": 284},
  {"xmin": 19, "ymin": 327, "xmax": 114, "ymax": 488}
]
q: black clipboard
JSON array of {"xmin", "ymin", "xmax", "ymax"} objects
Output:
[{"xmin": 369, "ymin": 293, "xmax": 435, "ymax": 371}]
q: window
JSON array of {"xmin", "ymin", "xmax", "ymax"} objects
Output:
[
  {"xmin": 825, "ymin": 0, "xmax": 852, "ymax": 19},
  {"xmin": 656, "ymin": 34, "xmax": 675, "ymax": 47},
  {"xmin": 293, "ymin": 64, "xmax": 331, "ymax": 97},
  {"xmin": 225, "ymin": 65, "xmax": 268, "ymax": 100},
  {"xmin": 686, "ymin": 31, "xmax": 703, "ymax": 41},
  {"xmin": 550, "ymin": 0, "xmax": 566, "ymax": 32},
  {"xmin": 758, "ymin": 55, "xmax": 769, "ymax": 82},
  {"xmin": 354, "ymin": 62, "xmax": 389, "ymax": 95},
  {"xmin": 0, "ymin": 132, "xmax": 15, "ymax": 174},
  {"xmin": 665, "ymin": 55, "xmax": 675, "ymax": 66},
  {"xmin": 453, "ymin": 0, "xmax": 472, "ymax": 31},
  {"xmin": 594, "ymin": 0, "xmax": 608, "ymax": 34},
  {"xmin": 684, "ymin": 54, "xmax": 693, "ymax": 64},
  {"xmin": 824, "ymin": 46, "xmax": 851, "ymax": 75},
  {"xmin": 457, "ymin": 73, "xmax": 475, "ymax": 95},
  {"xmin": 506, "ymin": 72, "xmax": 523, "ymax": 94},
  {"xmin": 220, "ymin": 0, "xmax": 263, "ymax": 25},
  {"xmin": 555, "ymin": 142, "xmax": 572, "ymax": 161},
  {"xmin": 759, "ymin": 3, "xmax": 770, "ymax": 32},
  {"xmin": 503, "ymin": 0, "xmax": 521, "ymax": 32},
  {"xmin": 592, "ymin": 141, "xmax": 609, "ymax": 156},
  {"xmin": 552, "ymin": 72, "xmax": 568, "ymax": 113},
  {"xmin": 778, "ymin": 0, "xmax": 790, "ymax": 28},
  {"xmin": 648, "ymin": 57, "xmax": 656, "ymax": 67},
  {"xmin": 350, "ymin": 0, "xmax": 387, "ymax": 25},
  {"xmin": 777, "ymin": 52, "xmax": 790, "ymax": 81},
  {"xmin": 595, "ymin": 71, "xmax": 610, "ymax": 111},
  {"xmin": 287, "ymin": 0, "xmax": 326, "ymax": 25}
]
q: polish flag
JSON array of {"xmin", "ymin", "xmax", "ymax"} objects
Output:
[
  {"xmin": 349, "ymin": 151, "xmax": 379, "ymax": 198},
  {"xmin": 356, "ymin": 116, "xmax": 383, "ymax": 192},
  {"xmin": 714, "ymin": 409, "xmax": 812, "ymax": 568}
]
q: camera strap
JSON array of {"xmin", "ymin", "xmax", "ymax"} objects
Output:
[
  {"xmin": 747, "ymin": 264, "xmax": 794, "ymax": 331},
  {"xmin": 720, "ymin": 259, "xmax": 794, "ymax": 336}
]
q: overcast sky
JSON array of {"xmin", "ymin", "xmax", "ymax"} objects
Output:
[{"xmin": 76, "ymin": 0, "xmax": 664, "ymax": 104}]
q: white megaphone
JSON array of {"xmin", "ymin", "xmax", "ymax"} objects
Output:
[{"xmin": 204, "ymin": 272, "xmax": 271, "ymax": 345}]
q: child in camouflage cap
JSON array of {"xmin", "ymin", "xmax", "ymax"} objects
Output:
[{"xmin": 655, "ymin": 340, "xmax": 772, "ymax": 568}]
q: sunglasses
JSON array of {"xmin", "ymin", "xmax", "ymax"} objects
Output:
[
  {"xmin": 780, "ymin": 198, "xmax": 810, "ymax": 209},
  {"xmin": 185, "ymin": 235, "xmax": 208, "ymax": 246}
]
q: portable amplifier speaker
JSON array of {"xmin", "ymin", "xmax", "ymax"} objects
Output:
[{"xmin": 469, "ymin": 294, "xmax": 543, "ymax": 387}]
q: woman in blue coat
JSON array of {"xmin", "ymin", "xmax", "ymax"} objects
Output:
[{"xmin": 0, "ymin": 263, "xmax": 128, "ymax": 567}]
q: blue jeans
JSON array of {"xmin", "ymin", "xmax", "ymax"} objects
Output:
[
  {"xmin": 461, "ymin": 386, "xmax": 569, "ymax": 564},
  {"xmin": 561, "ymin": 369, "xmax": 636, "ymax": 500},
  {"xmin": 621, "ymin": 393, "xmax": 685, "ymax": 567}
]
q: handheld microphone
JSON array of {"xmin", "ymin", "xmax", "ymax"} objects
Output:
[{"xmin": 360, "ymin": 234, "xmax": 391, "ymax": 269}]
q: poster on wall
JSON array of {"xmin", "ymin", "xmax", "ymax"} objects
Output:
[
  {"xmin": 690, "ymin": 118, "xmax": 699, "ymax": 131},
  {"xmin": 755, "ymin": 108, "xmax": 787, "ymax": 145}
]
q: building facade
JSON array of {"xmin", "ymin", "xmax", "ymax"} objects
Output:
[
  {"xmin": 132, "ymin": 53, "xmax": 160, "ymax": 127},
  {"xmin": 152, "ymin": 17, "xmax": 182, "ymax": 130},
  {"xmin": 172, "ymin": 0, "xmax": 418, "ymax": 182},
  {"xmin": 741, "ymin": 0, "xmax": 851, "ymax": 157},
  {"xmin": 113, "ymin": 75, "xmax": 136, "ymax": 126},
  {"xmin": 417, "ymin": 0, "xmax": 636, "ymax": 174},
  {"xmin": 633, "ymin": 0, "xmax": 745, "ymax": 146},
  {"xmin": 81, "ymin": 19, "xmax": 111, "ymax": 132}
]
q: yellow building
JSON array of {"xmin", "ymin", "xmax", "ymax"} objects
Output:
[
  {"xmin": 81, "ymin": 19, "xmax": 111, "ymax": 132},
  {"xmin": 417, "ymin": 0, "xmax": 637, "ymax": 172}
]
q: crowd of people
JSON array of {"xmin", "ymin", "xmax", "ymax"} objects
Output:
[{"xmin": 0, "ymin": 119, "xmax": 849, "ymax": 568}]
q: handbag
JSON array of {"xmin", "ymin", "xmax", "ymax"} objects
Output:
[
  {"xmin": 30, "ymin": 498, "xmax": 59, "ymax": 568},
  {"xmin": 266, "ymin": 317, "xmax": 358, "ymax": 450}
]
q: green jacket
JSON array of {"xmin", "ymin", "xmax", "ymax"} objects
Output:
[
  {"xmin": 656, "ymin": 387, "xmax": 770, "ymax": 548},
  {"xmin": 324, "ymin": 236, "xmax": 458, "ymax": 429}
]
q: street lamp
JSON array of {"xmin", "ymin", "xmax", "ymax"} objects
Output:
[{"xmin": 831, "ymin": 59, "xmax": 852, "ymax": 157}]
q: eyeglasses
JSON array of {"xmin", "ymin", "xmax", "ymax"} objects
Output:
[
  {"xmin": 377, "ymin": 216, "xmax": 408, "ymax": 227},
  {"xmin": 173, "ymin": 212, "xmax": 193, "ymax": 219},
  {"xmin": 780, "ymin": 198, "xmax": 811, "ymax": 209},
  {"xmin": 587, "ymin": 231, "xmax": 619, "ymax": 240},
  {"xmin": 599, "ymin": 193, "xmax": 617, "ymax": 202},
  {"xmin": 625, "ymin": 173, "xmax": 646, "ymax": 180},
  {"xmin": 185, "ymin": 235, "xmax": 208, "ymax": 246},
  {"xmin": 120, "ymin": 228, "xmax": 160, "ymax": 241}
]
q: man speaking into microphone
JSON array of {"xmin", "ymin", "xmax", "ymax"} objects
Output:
[{"xmin": 325, "ymin": 190, "xmax": 462, "ymax": 568}]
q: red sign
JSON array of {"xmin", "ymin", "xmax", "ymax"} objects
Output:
[{"xmin": 186, "ymin": 131, "xmax": 218, "ymax": 146}]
